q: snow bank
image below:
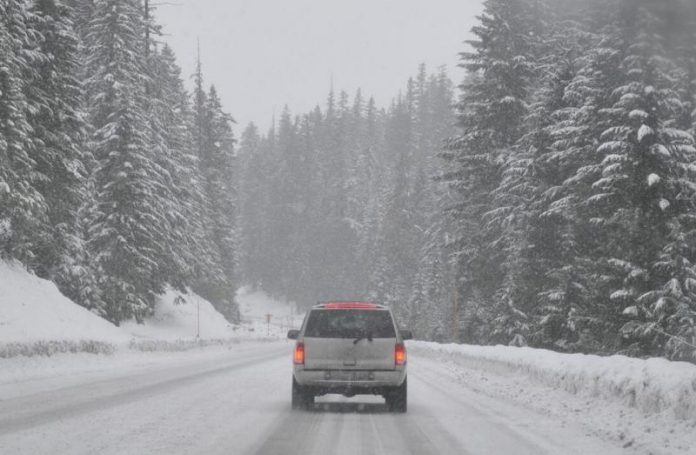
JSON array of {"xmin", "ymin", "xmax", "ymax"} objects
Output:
[
  {"xmin": 0, "ymin": 261, "xmax": 129, "ymax": 351},
  {"xmin": 411, "ymin": 342, "xmax": 696, "ymax": 421}
]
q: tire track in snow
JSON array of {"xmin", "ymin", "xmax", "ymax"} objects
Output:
[
  {"xmin": 409, "ymin": 357, "xmax": 620, "ymax": 455},
  {"xmin": 409, "ymin": 362, "xmax": 553, "ymax": 454},
  {"xmin": 246, "ymin": 409, "xmax": 323, "ymax": 455},
  {"xmin": 249, "ymin": 393, "xmax": 467, "ymax": 455},
  {"xmin": 0, "ymin": 350, "xmax": 285, "ymax": 435}
]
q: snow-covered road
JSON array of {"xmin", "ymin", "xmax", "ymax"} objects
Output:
[{"xmin": 0, "ymin": 342, "xmax": 627, "ymax": 454}]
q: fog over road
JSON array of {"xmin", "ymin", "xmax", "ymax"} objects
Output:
[{"xmin": 0, "ymin": 343, "xmax": 622, "ymax": 455}]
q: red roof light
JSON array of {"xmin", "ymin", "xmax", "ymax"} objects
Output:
[{"xmin": 324, "ymin": 302, "xmax": 380, "ymax": 310}]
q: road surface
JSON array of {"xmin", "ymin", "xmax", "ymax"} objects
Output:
[{"xmin": 0, "ymin": 342, "xmax": 624, "ymax": 454}]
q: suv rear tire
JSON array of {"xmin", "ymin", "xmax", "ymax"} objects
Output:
[
  {"xmin": 291, "ymin": 377, "xmax": 314, "ymax": 410},
  {"xmin": 385, "ymin": 377, "xmax": 407, "ymax": 413}
]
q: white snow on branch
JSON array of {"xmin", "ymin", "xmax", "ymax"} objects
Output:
[
  {"xmin": 610, "ymin": 289, "xmax": 630, "ymax": 301},
  {"xmin": 499, "ymin": 96, "xmax": 518, "ymax": 105},
  {"xmin": 637, "ymin": 124, "xmax": 654, "ymax": 143},
  {"xmin": 650, "ymin": 144, "xmax": 671, "ymax": 157},
  {"xmin": 647, "ymin": 173, "xmax": 660, "ymax": 187},
  {"xmin": 629, "ymin": 110, "xmax": 649, "ymax": 122},
  {"xmin": 623, "ymin": 305, "xmax": 639, "ymax": 317}
]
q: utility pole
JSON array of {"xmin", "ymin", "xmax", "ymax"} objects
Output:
[
  {"xmin": 452, "ymin": 267, "xmax": 460, "ymax": 342},
  {"xmin": 197, "ymin": 300, "xmax": 200, "ymax": 338},
  {"xmin": 265, "ymin": 314, "xmax": 272, "ymax": 336}
]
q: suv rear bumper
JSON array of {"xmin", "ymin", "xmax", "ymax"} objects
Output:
[{"xmin": 294, "ymin": 368, "xmax": 406, "ymax": 391}]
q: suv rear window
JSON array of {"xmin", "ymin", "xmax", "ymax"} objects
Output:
[{"xmin": 304, "ymin": 310, "xmax": 396, "ymax": 338}]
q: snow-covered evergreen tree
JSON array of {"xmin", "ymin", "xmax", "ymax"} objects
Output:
[
  {"xmin": 443, "ymin": 0, "xmax": 537, "ymax": 343},
  {"xmin": 0, "ymin": 0, "xmax": 46, "ymax": 264},
  {"xmin": 597, "ymin": 0, "xmax": 696, "ymax": 360},
  {"xmin": 25, "ymin": 0, "xmax": 89, "ymax": 293},
  {"xmin": 192, "ymin": 82, "xmax": 239, "ymax": 321},
  {"xmin": 83, "ymin": 0, "xmax": 169, "ymax": 323}
]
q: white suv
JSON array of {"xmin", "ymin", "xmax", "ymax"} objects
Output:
[{"xmin": 287, "ymin": 302, "xmax": 412, "ymax": 413}]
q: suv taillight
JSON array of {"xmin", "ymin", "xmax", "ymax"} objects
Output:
[
  {"xmin": 294, "ymin": 342, "xmax": 305, "ymax": 365},
  {"xmin": 395, "ymin": 342, "xmax": 406, "ymax": 366}
]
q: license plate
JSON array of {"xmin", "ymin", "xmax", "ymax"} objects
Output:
[
  {"xmin": 329, "ymin": 371, "xmax": 372, "ymax": 381},
  {"xmin": 349, "ymin": 371, "xmax": 369, "ymax": 381}
]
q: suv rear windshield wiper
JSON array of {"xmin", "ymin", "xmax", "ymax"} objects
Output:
[{"xmin": 353, "ymin": 331, "xmax": 373, "ymax": 344}]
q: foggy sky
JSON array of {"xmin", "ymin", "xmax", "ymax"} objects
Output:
[{"xmin": 155, "ymin": 0, "xmax": 484, "ymax": 130}]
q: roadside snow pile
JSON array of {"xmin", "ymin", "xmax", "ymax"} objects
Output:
[
  {"xmin": 0, "ymin": 261, "xmax": 129, "ymax": 357},
  {"xmin": 412, "ymin": 342, "xmax": 696, "ymax": 421},
  {"xmin": 121, "ymin": 288, "xmax": 238, "ymax": 341}
]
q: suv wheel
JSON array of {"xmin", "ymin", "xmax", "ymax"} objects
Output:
[
  {"xmin": 291, "ymin": 377, "xmax": 314, "ymax": 410},
  {"xmin": 385, "ymin": 377, "xmax": 407, "ymax": 413}
]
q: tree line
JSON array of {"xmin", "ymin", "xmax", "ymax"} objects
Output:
[
  {"xmin": 0, "ymin": 0, "xmax": 238, "ymax": 323},
  {"xmin": 2, "ymin": 0, "xmax": 695, "ymax": 362},
  {"xmin": 238, "ymin": 0, "xmax": 696, "ymax": 362},
  {"xmin": 237, "ymin": 66, "xmax": 457, "ymax": 339},
  {"xmin": 443, "ymin": 0, "xmax": 696, "ymax": 360}
]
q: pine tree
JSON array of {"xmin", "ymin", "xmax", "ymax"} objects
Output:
[
  {"xmin": 84, "ymin": 0, "xmax": 169, "ymax": 323},
  {"xmin": 533, "ymin": 3, "xmax": 623, "ymax": 352},
  {"xmin": 195, "ymin": 85, "xmax": 239, "ymax": 321},
  {"xmin": 0, "ymin": 0, "xmax": 46, "ymax": 264},
  {"xmin": 368, "ymin": 96, "xmax": 418, "ymax": 318},
  {"xmin": 25, "ymin": 0, "xmax": 89, "ymax": 294},
  {"xmin": 598, "ymin": 0, "xmax": 696, "ymax": 359},
  {"xmin": 443, "ymin": 0, "xmax": 537, "ymax": 343},
  {"xmin": 411, "ymin": 67, "xmax": 456, "ymax": 340},
  {"xmin": 145, "ymin": 44, "xmax": 197, "ymax": 291},
  {"xmin": 237, "ymin": 122, "xmax": 264, "ymax": 287}
]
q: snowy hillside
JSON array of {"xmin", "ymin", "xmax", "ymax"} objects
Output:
[
  {"xmin": 0, "ymin": 261, "xmax": 129, "ymax": 345},
  {"xmin": 0, "ymin": 261, "xmax": 290, "ymax": 357},
  {"xmin": 122, "ymin": 287, "xmax": 298, "ymax": 340},
  {"xmin": 121, "ymin": 288, "xmax": 239, "ymax": 340}
]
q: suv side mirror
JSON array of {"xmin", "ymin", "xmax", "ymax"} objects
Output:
[
  {"xmin": 287, "ymin": 329, "xmax": 300, "ymax": 340},
  {"xmin": 400, "ymin": 329, "xmax": 413, "ymax": 340}
]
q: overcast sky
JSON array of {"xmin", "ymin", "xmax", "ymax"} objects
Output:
[{"xmin": 156, "ymin": 0, "xmax": 484, "ymax": 130}]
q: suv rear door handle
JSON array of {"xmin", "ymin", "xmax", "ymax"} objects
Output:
[{"xmin": 343, "ymin": 359, "xmax": 357, "ymax": 366}]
